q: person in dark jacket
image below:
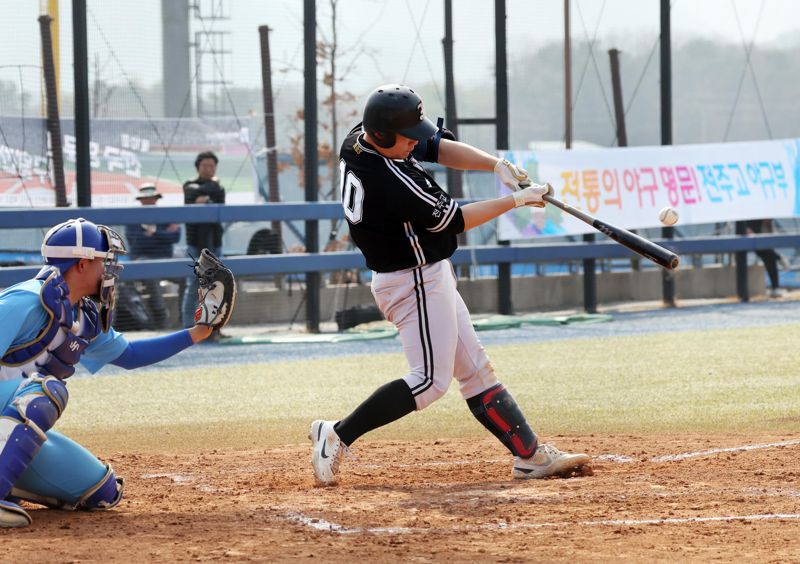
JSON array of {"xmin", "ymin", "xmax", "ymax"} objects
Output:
[
  {"xmin": 125, "ymin": 183, "xmax": 180, "ymax": 328},
  {"xmin": 181, "ymin": 151, "xmax": 226, "ymax": 328},
  {"xmin": 745, "ymin": 218, "xmax": 786, "ymax": 298}
]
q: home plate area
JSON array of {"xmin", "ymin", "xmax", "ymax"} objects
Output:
[{"xmin": 3, "ymin": 433, "xmax": 800, "ymax": 562}]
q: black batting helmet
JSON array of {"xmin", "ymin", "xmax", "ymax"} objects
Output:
[{"xmin": 362, "ymin": 84, "xmax": 437, "ymax": 148}]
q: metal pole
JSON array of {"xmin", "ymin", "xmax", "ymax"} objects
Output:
[
  {"xmin": 47, "ymin": 0, "xmax": 61, "ymax": 112},
  {"xmin": 443, "ymin": 0, "xmax": 469, "ymax": 277},
  {"xmin": 258, "ymin": 25, "xmax": 282, "ymax": 243},
  {"xmin": 304, "ymin": 0, "xmax": 320, "ymax": 332},
  {"xmin": 582, "ymin": 233, "xmax": 597, "ymax": 313},
  {"xmin": 608, "ymin": 48, "xmax": 627, "ymax": 147},
  {"xmin": 443, "ymin": 0, "xmax": 462, "ymax": 199},
  {"xmin": 72, "ymin": 0, "xmax": 91, "ymax": 207},
  {"xmin": 494, "ymin": 0, "xmax": 509, "ymax": 151},
  {"xmin": 564, "ymin": 0, "xmax": 572, "ymax": 149},
  {"xmin": 495, "ymin": 0, "xmax": 512, "ymax": 315},
  {"xmin": 162, "ymin": 0, "xmax": 192, "ymax": 118},
  {"xmin": 38, "ymin": 15, "xmax": 68, "ymax": 207},
  {"xmin": 735, "ymin": 221, "xmax": 749, "ymax": 301},
  {"xmin": 562, "ymin": 0, "xmax": 598, "ymax": 311},
  {"xmin": 660, "ymin": 0, "xmax": 676, "ymax": 307},
  {"xmin": 609, "ymin": 47, "xmax": 639, "ymax": 271}
]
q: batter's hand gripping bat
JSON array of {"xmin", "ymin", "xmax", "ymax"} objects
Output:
[{"xmin": 542, "ymin": 193, "xmax": 680, "ymax": 270}]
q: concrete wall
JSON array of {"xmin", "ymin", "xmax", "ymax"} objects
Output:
[{"xmin": 154, "ymin": 264, "xmax": 765, "ymax": 326}]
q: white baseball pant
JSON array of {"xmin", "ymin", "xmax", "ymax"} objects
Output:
[{"xmin": 370, "ymin": 260, "xmax": 498, "ymax": 410}]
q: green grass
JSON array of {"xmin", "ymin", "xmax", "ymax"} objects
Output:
[{"xmin": 59, "ymin": 323, "xmax": 800, "ymax": 453}]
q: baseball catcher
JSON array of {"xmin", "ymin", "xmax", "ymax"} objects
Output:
[{"xmin": 0, "ymin": 218, "xmax": 236, "ymax": 528}]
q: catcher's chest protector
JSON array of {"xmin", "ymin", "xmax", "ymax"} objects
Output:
[{"xmin": 1, "ymin": 269, "xmax": 101, "ymax": 381}]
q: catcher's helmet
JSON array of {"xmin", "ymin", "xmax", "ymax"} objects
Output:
[
  {"xmin": 41, "ymin": 218, "xmax": 126, "ymax": 272},
  {"xmin": 362, "ymin": 84, "xmax": 437, "ymax": 148}
]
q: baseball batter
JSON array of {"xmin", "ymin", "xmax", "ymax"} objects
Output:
[
  {"xmin": 310, "ymin": 84, "xmax": 590, "ymax": 485},
  {"xmin": 0, "ymin": 218, "xmax": 235, "ymax": 527}
]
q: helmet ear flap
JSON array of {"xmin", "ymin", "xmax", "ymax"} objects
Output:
[{"xmin": 371, "ymin": 130, "xmax": 395, "ymax": 148}]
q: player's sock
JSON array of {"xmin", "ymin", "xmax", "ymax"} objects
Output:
[{"xmin": 334, "ymin": 379, "xmax": 416, "ymax": 446}]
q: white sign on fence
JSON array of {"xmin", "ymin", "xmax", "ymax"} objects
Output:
[{"xmin": 497, "ymin": 138, "xmax": 800, "ymax": 239}]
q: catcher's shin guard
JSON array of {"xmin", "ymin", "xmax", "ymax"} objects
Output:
[
  {"xmin": 0, "ymin": 377, "xmax": 67, "ymax": 527},
  {"xmin": 0, "ymin": 377, "xmax": 68, "ymax": 498},
  {"xmin": 10, "ymin": 464, "xmax": 124, "ymax": 511},
  {"xmin": 467, "ymin": 383, "xmax": 537, "ymax": 458},
  {"xmin": 76, "ymin": 465, "xmax": 124, "ymax": 510}
]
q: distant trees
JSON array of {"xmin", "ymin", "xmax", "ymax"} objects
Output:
[
  {"xmin": 3, "ymin": 37, "xmax": 797, "ymax": 152},
  {"xmin": 449, "ymin": 38, "xmax": 800, "ymax": 149}
]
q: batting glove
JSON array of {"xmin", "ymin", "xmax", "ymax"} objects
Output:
[
  {"xmin": 512, "ymin": 182, "xmax": 553, "ymax": 208},
  {"xmin": 494, "ymin": 158, "xmax": 532, "ymax": 191}
]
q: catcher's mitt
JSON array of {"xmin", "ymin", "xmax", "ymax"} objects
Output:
[{"xmin": 192, "ymin": 248, "xmax": 236, "ymax": 328}]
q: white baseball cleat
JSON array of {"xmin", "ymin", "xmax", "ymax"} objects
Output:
[
  {"xmin": 512, "ymin": 443, "xmax": 591, "ymax": 479},
  {"xmin": 309, "ymin": 420, "xmax": 349, "ymax": 486}
]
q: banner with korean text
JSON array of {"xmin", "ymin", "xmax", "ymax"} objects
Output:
[
  {"xmin": 497, "ymin": 138, "xmax": 800, "ymax": 239},
  {"xmin": 0, "ymin": 116, "xmax": 259, "ymax": 207}
]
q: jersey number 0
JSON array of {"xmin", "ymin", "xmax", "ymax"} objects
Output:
[{"xmin": 339, "ymin": 160, "xmax": 364, "ymax": 224}]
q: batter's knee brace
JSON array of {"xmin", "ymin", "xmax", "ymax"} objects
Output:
[
  {"xmin": 467, "ymin": 383, "xmax": 538, "ymax": 458},
  {"xmin": 0, "ymin": 377, "xmax": 68, "ymax": 499}
]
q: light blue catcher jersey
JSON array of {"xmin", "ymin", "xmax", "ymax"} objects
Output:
[{"xmin": 0, "ymin": 279, "xmax": 128, "ymax": 378}]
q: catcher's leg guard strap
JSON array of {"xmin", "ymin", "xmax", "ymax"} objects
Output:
[
  {"xmin": 77, "ymin": 465, "xmax": 124, "ymax": 510},
  {"xmin": 0, "ymin": 377, "xmax": 68, "ymax": 499},
  {"xmin": 11, "ymin": 465, "xmax": 124, "ymax": 511},
  {"xmin": 467, "ymin": 383, "xmax": 538, "ymax": 458}
]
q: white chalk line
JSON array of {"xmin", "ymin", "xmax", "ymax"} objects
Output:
[
  {"xmin": 649, "ymin": 438, "xmax": 800, "ymax": 462},
  {"xmin": 140, "ymin": 472, "xmax": 222, "ymax": 493},
  {"xmin": 594, "ymin": 454, "xmax": 636, "ymax": 463},
  {"xmin": 279, "ymin": 440, "xmax": 800, "ymax": 536},
  {"xmin": 357, "ymin": 458, "xmax": 507, "ymax": 469},
  {"xmin": 135, "ymin": 439, "xmax": 800, "ymax": 494},
  {"xmin": 281, "ymin": 510, "xmax": 800, "ymax": 535},
  {"xmin": 140, "ymin": 472, "xmax": 194, "ymax": 484},
  {"xmin": 347, "ymin": 438, "xmax": 800, "ymax": 470},
  {"xmin": 136, "ymin": 439, "xmax": 797, "ymax": 478}
]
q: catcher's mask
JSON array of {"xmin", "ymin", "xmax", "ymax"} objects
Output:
[
  {"xmin": 41, "ymin": 218, "xmax": 127, "ymax": 330},
  {"xmin": 362, "ymin": 84, "xmax": 437, "ymax": 148}
]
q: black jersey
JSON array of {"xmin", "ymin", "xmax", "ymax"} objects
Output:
[{"xmin": 339, "ymin": 126, "xmax": 465, "ymax": 273}]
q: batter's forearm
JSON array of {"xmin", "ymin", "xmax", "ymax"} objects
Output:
[
  {"xmin": 460, "ymin": 196, "xmax": 516, "ymax": 231},
  {"xmin": 437, "ymin": 139, "xmax": 499, "ymax": 171}
]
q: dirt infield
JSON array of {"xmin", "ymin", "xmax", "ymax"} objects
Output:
[{"xmin": 3, "ymin": 432, "xmax": 800, "ymax": 562}]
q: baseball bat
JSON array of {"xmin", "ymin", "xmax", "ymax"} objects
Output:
[{"xmin": 542, "ymin": 194, "xmax": 680, "ymax": 270}]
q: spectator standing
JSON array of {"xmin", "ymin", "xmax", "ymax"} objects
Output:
[
  {"xmin": 745, "ymin": 218, "xmax": 786, "ymax": 298},
  {"xmin": 124, "ymin": 183, "xmax": 180, "ymax": 328},
  {"xmin": 182, "ymin": 151, "xmax": 226, "ymax": 328}
]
